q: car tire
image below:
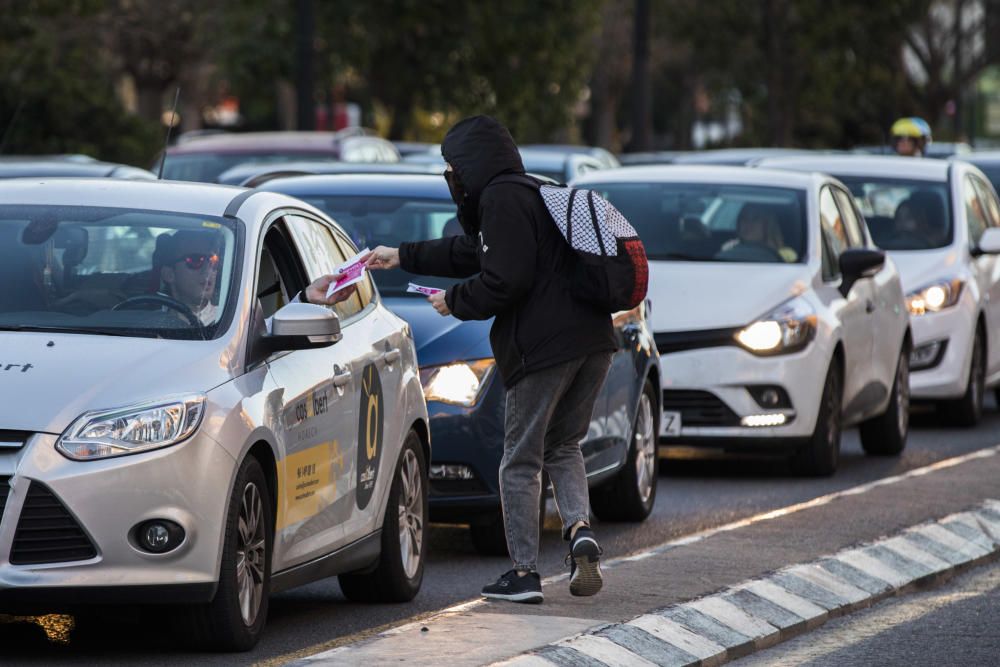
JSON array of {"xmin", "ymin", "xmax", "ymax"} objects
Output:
[
  {"xmin": 790, "ymin": 362, "xmax": 842, "ymax": 477},
  {"xmin": 591, "ymin": 378, "xmax": 659, "ymax": 522},
  {"xmin": 339, "ymin": 430, "xmax": 427, "ymax": 603},
  {"xmin": 176, "ymin": 455, "xmax": 273, "ymax": 651},
  {"xmin": 860, "ymin": 345, "xmax": 910, "ymax": 456},
  {"xmin": 469, "ymin": 474, "xmax": 548, "ymax": 557},
  {"xmin": 942, "ymin": 329, "xmax": 985, "ymax": 427}
]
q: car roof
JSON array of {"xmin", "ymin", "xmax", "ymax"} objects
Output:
[
  {"xmin": 0, "ymin": 178, "xmax": 259, "ymax": 217},
  {"xmin": 0, "ymin": 161, "xmax": 155, "ymax": 179},
  {"xmin": 218, "ymin": 160, "xmax": 438, "ymax": 186},
  {"xmin": 258, "ymin": 173, "xmax": 451, "ymax": 199},
  {"xmin": 671, "ymin": 147, "xmax": 815, "ymax": 165},
  {"xmin": 165, "ymin": 131, "xmax": 372, "ymax": 155},
  {"xmin": 963, "ymin": 151, "xmax": 1000, "ymax": 165},
  {"xmin": 756, "ymin": 154, "xmax": 952, "ymax": 181},
  {"xmin": 572, "ymin": 164, "xmax": 818, "ymax": 189}
]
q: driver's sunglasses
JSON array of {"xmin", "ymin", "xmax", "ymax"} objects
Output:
[{"xmin": 176, "ymin": 252, "xmax": 219, "ymax": 270}]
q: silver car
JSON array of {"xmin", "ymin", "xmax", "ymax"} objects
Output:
[{"xmin": 0, "ymin": 179, "xmax": 429, "ymax": 650}]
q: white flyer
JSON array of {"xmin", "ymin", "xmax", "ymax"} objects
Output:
[
  {"xmin": 407, "ymin": 282, "xmax": 444, "ymax": 296},
  {"xmin": 325, "ymin": 247, "xmax": 371, "ymax": 298}
]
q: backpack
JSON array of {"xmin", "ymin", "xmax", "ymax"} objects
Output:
[{"xmin": 492, "ymin": 174, "xmax": 648, "ymax": 312}]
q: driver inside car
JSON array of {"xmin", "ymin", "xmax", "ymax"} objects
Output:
[
  {"xmin": 154, "ymin": 230, "xmax": 223, "ymax": 325},
  {"xmin": 717, "ymin": 203, "xmax": 797, "ymax": 262}
]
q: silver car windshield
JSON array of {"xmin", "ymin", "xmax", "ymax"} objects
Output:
[
  {"xmin": 594, "ymin": 183, "xmax": 807, "ymax": 263},
  {"xmin": 835, "ymin": 177, "xmax": 952, "ymax": 250},
  {"xmin": 0, "ymin": 205, "xmax": 238, "ymax": 340},
  {"xmin": 295, "ymin": 195, "xmax": 460, "ymax": 295}
]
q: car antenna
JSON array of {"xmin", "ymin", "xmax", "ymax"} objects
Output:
[
  {"xmin": 158, "ymin": 87, "xmax": 181, "ymax": 179},
  {"xmin": 0, "ymin": 101, "xmax": 25, "ymax": 155}
]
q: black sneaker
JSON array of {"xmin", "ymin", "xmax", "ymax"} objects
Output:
[
  {"xmin": 481, "ymin": 569, "xmax": 543, "ymax": 603},
  {"xmin": 567, "ymin": 527, "xmax": 603, "ymax": 596}
]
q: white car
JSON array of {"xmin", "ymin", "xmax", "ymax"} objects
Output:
[
  {"xmin": 574, "ymin": 166, "xmax": 912, "ymax": 475},
  {"xmin": 0, "ymin": 179, "xmax": 429, "ymax": 650},
  {"xmin": 759, "ymin": 156, "xmax": 1000, "ymax": 426}
]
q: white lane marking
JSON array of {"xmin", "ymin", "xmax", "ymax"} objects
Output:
[
  {"xmin": 948, "ymin": 512, "xmax": 999, "ymax": 547},
  {"xmin": 687, "ymin": 597, "xmax": 778, "ymax": 640},
  {"xmin": 557, "ymin": 634, "xmax": 658, "ymax": 667},
  {"xmin": 971, "ymin": 509, "xmax": 1000, "ymax": 541},
  {"xmin": 916, "ymin": 524, "xmax": 991, "ymax": 559},
  {"xmin": 628, "ymin": 614, "xmax": 726, "ymax": 659},
  {"xmin": 784, "ymin": 564, "xmax": 869, "ymax": 603},
  {"xmin": 836, "ymin": 549, "xmax": 911, "ymax": 587},
  {"xmin": 543, "ymin": 444, "xmax": 1000, "ymax": 584},
  {"xmin": 880, "ymin": 536, "xmax": 952, "ymax": 573},
  {"xmin": 739, "ymin": 579, "xmax": 827, "ymax": 621},
  {"xmin": 491, "ymin": 656, "xmax": 557, "ymax": 667}
]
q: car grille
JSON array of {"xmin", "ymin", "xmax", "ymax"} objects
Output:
[
  {"xmin": 662, "ymin": 390, "xmax": 740, "ymax": 427},
  {"xmin": 10, "ymin": 481, "xmax": 97, "ymax": 565},
  {"xmin": 654, "ymin": 328, "xmax": 740, "ymax": 354},
  {"xmin": 0, "ymin": 475, "xmax": 9, "ymax": 522},
  {"xmin": 0, "ymin": 430, "xmax": 30, "ymax": 450}
]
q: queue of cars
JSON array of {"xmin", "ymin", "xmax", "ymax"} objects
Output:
[{"xmin": 5, "ymin": 133, "xmax": 1000, "ymax": 650}]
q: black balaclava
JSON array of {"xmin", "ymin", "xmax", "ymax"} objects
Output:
[{"xmin": 440, "ymin": 115, "xmax": 525, "ymax": 234}]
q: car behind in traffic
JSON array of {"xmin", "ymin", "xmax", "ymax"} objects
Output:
[
  {"xmin": 574, "ymin": 166, "xmax": 912, "ymax": 475},
  {"xmin": 0, "ymin": 179, "xmax": 429, "ymax": 650},
  {"xmin": 260, "ymin": 174, "xmax": 662, "ymax": 553},
  {"xmin": 759, "ymin": 155, "xmax": 1000, "ymax": 425}
]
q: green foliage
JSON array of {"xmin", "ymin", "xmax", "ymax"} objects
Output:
[{"xmin": 0, "ymin": 0, "xmax": 160, "ymax": 164}]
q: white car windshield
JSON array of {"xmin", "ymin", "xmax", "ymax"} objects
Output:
[
  {"xmin": 0, "ymin": 205, "xmax": 238, "ymax": 339},
  {"xmin": 835, "ymin": 177, "xmax": 952, "ymax": 250},
  {"xmin": 594, "ymin": 183, "xmax": 807, "ymax": 263},
  {"xmin": 295, "ymin": 195, "xmax": 461, "ymax": 295}
]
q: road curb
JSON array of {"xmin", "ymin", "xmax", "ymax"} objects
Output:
[{"xmin": 492, "ymin": 499, "xmax": 1000, "ymax": 667}]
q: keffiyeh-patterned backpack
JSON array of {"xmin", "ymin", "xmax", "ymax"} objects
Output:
[{"xmin": 492, "ymin": 174, "xmax": 649, "ymax": 312}]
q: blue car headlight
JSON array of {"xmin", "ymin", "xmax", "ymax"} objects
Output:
[
  {"xmin": 57, "ymin": 394, "xmax": 206, "ymax": 461},
  {"xmin": 419, "ymin": 359, "xmax": 495, "ymax": 406}
]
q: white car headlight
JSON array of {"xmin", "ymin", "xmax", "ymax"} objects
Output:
[
  {"xmin": 906, "ymin": 279, "xmax": 964, "ymax": 315},
  {"xmin": 420, "ymin": 359, "xmax": 495, "ymax": 406},
  {"xmin": 736, "ymin": 297, "xmax": 817, "ymax": 356},
  {"xmin": 57, "ymin": 395, "xmax": 206, "ymax": 461}
]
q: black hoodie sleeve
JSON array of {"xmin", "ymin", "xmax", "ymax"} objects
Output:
[
  {"xmin": 398, "ymin": 234, "xmax": 480, "ymax": 278},
  {"xmin": 446, "ymin": 185, "xmax": 535, "ymax": 321}
]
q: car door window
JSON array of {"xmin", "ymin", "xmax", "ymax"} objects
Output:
[
  {"xmin": 964, "ymin": 175, "xmax": 990, "ymax": 247},
  {"xmin": 971, "ymin": 176, "xmax": 1000, "ymax": 229},
  {"xmin": 285, "ymin": 213, "xmax": 366, "ymax": 321},
  {"xmin": 332, "ymin": 229, "xmax": 376, "ymax": 309},
  {"xmin": 257, "ymin": 223, "xmax": 307, "ymax": 320},
  {"xmin": 832, "ymin": 187, "xmax": 866, "ymax": 247},
  {"xmin": 820, "ymin": 186, "xmax": 848, "ymax": 280}
]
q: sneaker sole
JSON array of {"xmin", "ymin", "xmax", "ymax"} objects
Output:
[
  {"xmin": 482, "ymin": 591, "xmax": 544, "ymax": 604},
  {"xmin": 569, "ymin": 555, "xmax": 603, "ymax": 597}
]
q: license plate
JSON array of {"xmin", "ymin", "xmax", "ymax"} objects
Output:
[{"xmin": 660, "ymin": 411, "xmax": 682, "ymax": 437}]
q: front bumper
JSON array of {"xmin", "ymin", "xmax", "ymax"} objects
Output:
[
  {"xmin": 908, "ymin": 307, "xmax": 975, "ymax": 399},
  {"xmin": 658, "ymin": 344, "xmax": 828, "ymax": 447},
  {"xmin": 0, "ymin": 431, "xmax": 235, "ymax": 609}
]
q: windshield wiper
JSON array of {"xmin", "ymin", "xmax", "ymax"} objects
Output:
[{"xmin": 0, "ymin": 325, "xmax": 159, "ymax": 338}]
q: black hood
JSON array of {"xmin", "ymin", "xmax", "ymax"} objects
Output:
[{"xmin": 441, "ymin": 116, "xmax": 524, "ymax": 231}]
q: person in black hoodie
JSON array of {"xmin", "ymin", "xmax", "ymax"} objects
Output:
[{"xmin": 366, "ymin": 116, "xmax": 614, "ymax": 603}]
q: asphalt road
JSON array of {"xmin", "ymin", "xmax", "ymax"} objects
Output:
[
  {"xmin": 736, "ymin": 559, "xmax": 1000, "ymax": 666},
  {"xmin": 4, "ymin": 400, "xmax": 1000, "ymax": 666}
]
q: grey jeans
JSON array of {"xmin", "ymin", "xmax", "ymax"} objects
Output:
[{"xmin": 499, "ymin": 352, "xmax": 613, "ymax": 572}]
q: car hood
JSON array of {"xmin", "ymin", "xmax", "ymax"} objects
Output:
[
  {"xmin": 886, "ymin": 248, "xmax": 959, "ymax": 294},
  {"xmin": 648, "ymin": 261, "xmax": 813, "ymax": 332},
  {"xmin": 382, "ymin": 296, "xmax": 492, "ymax": 366},
  {"xmin": 0, "ymin": 332, "xmax": 234, "ymax": 434}
]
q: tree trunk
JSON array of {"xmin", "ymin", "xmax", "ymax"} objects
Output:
[
  {"xmin": 295, "ymin": 0, "xmax": 315, "ymax": 131},
  {"xmin": 626, "ymin": 0, "xmax": 652, "ymax": 151}
]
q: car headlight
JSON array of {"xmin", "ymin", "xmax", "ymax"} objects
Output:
[
  {"xmin": 56, "ymin": 394, "xmax": 206, "ymax": 461},
  {"xmin": 419, "ymin": 359, "xmax": 495, "ymax": 406},
  {"xmin": 736, "ymin": 297, "xmax": 817, "ymax": 356},
  {"xmin": 906, "ymin": 279, "xmax": 964, "ymax": 315}
]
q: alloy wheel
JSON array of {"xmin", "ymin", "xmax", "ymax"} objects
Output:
[
  {"xmin": 236, "ymin": 482, "xmax": 266, "ymax": 627},
  {"xmin": 634, "ymin": 393, "xmax": 656, "ymax": 505},
  {"xmin": 397, "ymin": 448, "xmax": 424, "ymax": 579}
]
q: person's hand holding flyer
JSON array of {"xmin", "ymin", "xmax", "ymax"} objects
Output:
[
  {"xmin": 407, "ymin": 282, "xmax": 443, "ymax": 296},
  {"xmin": 325, "ymin": 247, "xmax": 371, "ymax": 299}
]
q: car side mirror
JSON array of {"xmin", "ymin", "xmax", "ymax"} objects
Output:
[
  {"xmin": 838, "ymin": 247, "xmax": 885, "ymax": 297},
  {"xmin": 264, "ymin": 302, "xmax": 342, "ymax": 352},
  {"xmin": 973, "ymin": 227, "xmax": 1000, "ymax": 256}
]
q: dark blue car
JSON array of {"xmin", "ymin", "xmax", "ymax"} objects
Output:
[{"xmin": 261, "ymin": 174, "xmax": 662, "ymax": 553}]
